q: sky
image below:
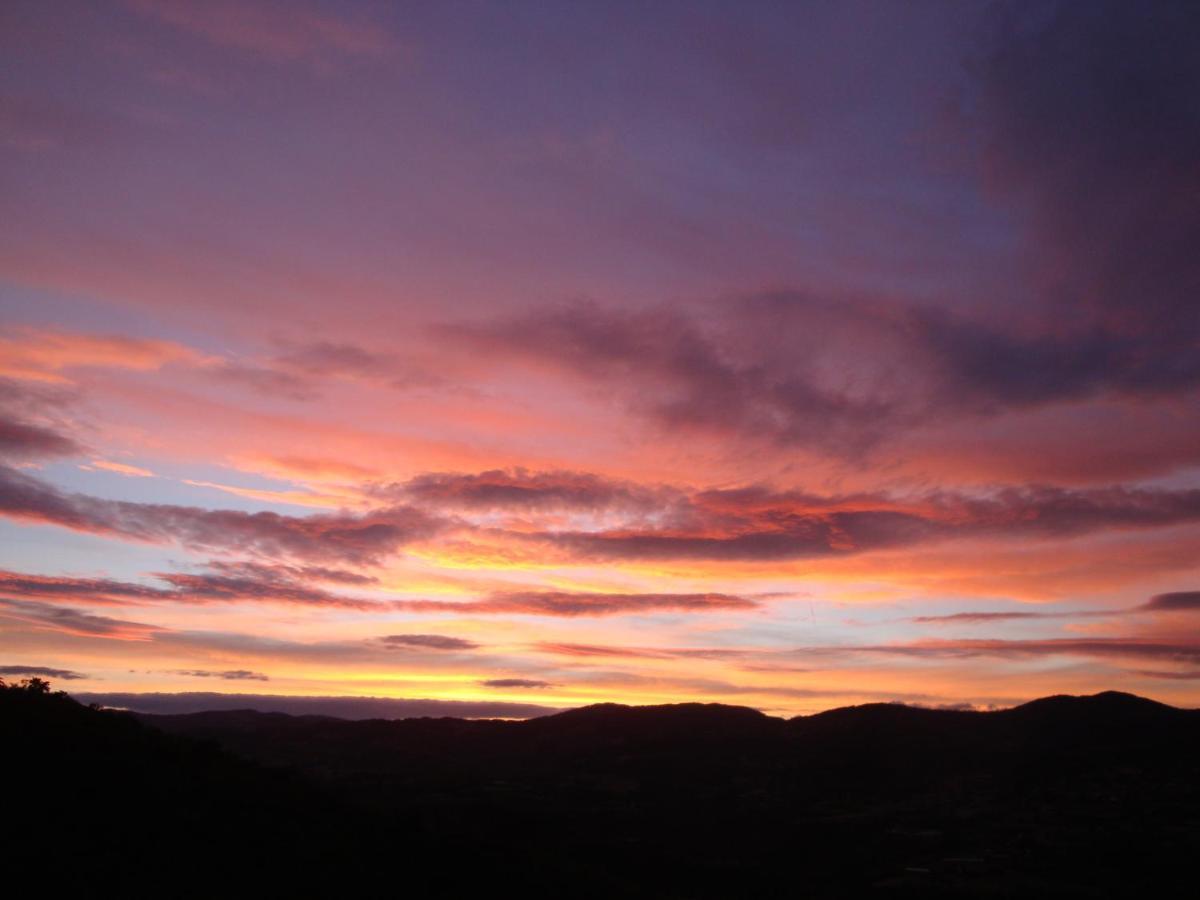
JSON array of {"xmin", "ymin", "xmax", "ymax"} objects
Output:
[{"xmin": 2, "ymin": 0, "xmax": 1199, "ymax": 716}]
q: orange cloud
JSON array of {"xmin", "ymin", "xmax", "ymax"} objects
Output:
[
  {"xmin": 88, "ymin": 459, "xmax": 156, "ymax": 477},
  {"xmin": 0, "ymin": 327, "xmax": 204, "ymax": 382}
]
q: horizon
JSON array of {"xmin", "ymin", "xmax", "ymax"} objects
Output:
[
  {"xmin": 56, "ymin": 685, "xmax": 1194, "ymax": 721},
  {"xmin": 3, "ymin": 0, "xmax": 1199, "ymax": 716}
]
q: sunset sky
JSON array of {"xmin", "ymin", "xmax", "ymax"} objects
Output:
[{"xmin": 2, "ymin": 0, "xmax": 1198, "ymax": 715}]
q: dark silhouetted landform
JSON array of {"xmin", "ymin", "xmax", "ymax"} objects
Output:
[{"xmin": 6, "ymin": 679, "xmax": 1199, "ymax": 898}]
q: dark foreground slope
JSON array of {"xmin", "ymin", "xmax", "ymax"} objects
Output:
[
  {"xmin": 0, "ymin": 679, "xmax": 401, "ymax": 897},
  {"xmin": 5, "ymin": 682, "xmax": 1200, "ymax": 898}
]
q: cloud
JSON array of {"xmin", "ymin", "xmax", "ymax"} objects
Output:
[
  {"xmin": 180, "ymin": 479, "xmax": 353, "ymax": 510},
  {"xmin": 88, "ymin": 460, "xmax": 156, "ymax": 478},
  {"xmin": 151, "ymin": 629, "xmax": 374, "ymax": 663},
  {"xmin": 152, "ymin": 571, "xmax": 378, "ymax": 609},
  {"xmin": 71, "ymin": 691, "xmax": 560, "ymax": 720},
  {"xmin": 0, "ymin": 562, "xmax": 754, "ymax": 620},
  {"xmin": 534, "ymin": 642, "xmax": 670, "ymax": 660},
  {"xmin": 343, "ymin": 463, "xmax": 1200, "ymax": 567},
  {"xmin": 533, "ymin": 642, "xmax": 746, "ymax": 661},
  {"xmin": 205, "ymin": 560, "xmax": 378, "ymax": 587},
  {"xmin": 481, "ymin": 678, "xmax": 554, "ymax": 689},
  {"xmin": 443, "ymin": 9, "xmax": 1200, "ymax": 456},
  {"xmin": 1130, "ymin": 669, "xmax": 1200, "ymax": 681},
  {"xmin": 0, "ymin": 564, "xmax": 378, "ymax": 610},
  {"xmin": 172, "ymin": 669, "xmax": 269, "ymax": 681},
  {"xmin": 369, "ymin": 467, "xmax": 1200, "ymax": 566},
  {"xmin": 210, "ymin": 362, "xmax": 318, "ymax": 401},
  {"xmin": 240, "ymin": 455, "xmax": 382, "ymax": 483},
  {"xmin": 910, "ymin": 310, "xmax": 1195, "ymax": 411},
  {"xmin": 379, "ymin": 634, "xmax": 480, "ymax": 651},
  {"xmin": 0, "ymin": 378, "xmax": 85, "ymax": 461},
  {"xmin": 738, "ymin": 664, "xmax": 814, "ymax": 675},
  {"xmin": 210, "ymin": 342, "xmax": 441, "ymax": 401},
  {"xmin": 912, "ymin": 591, "xmax": 1200, "ymax": 624},
  {"xmin": 0, "ymin": 418, "xmax": 84, "ymax": 461},
  {"xmin": 0, "ymin": 664, "xmax": 88, "ymax": 680},
  {"xmin": 828, "ymin": 638, "xmax": 1200, "ymax": 665},
  {"xmin": 0, "ymin": 598, "xmax": 163, "ymax": 640},
  {"xmin": 514, "ymin": 483, "xmax": 1200, "ymax": 562},
  {"xmin": 444, "ymin": 299, "xmax": 899, "ymax": 453},
  {"xmin": 1140, "ymin": 592, "xmax": 1200, "ymax": 612},
  {"xmin": 392, "ymin": 590, "xmax": 758, "ymax": 617},
  {"xmin": 273, "ymin": 341, "xmax": 390, "ymax": 378},
  {"xmin": 0, "ymin": 465, "xmax": 442, "ymax": 565},
  {"xmin": 909, "ymin": 611, "xmax": 1053, "ymax": 624},
  {"xmin": 8, "ymin": 460, "xmax": 1200, "ymax": 571},
  {"xmin": 0, "ymin": 569, "xmax": 175, "ymax": 605},
  {"xmin": 905, "ymin": 608, "xmax": 1119, "ymax": 625},
  {"xmin": 922, "ymin": 0, "xmax": 1200, "ymax": 410},
  {"xmin": 384, "ymin": 468, "xmax": 679, "ymax": 515},
  {"xmin": 0, "ymin": 326, "xmax": 202, "ymax": 381}
]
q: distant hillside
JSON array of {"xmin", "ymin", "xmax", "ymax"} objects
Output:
[{"xmin": 6, "ymin": 679, "xmax": 1199, "ymax": 897}]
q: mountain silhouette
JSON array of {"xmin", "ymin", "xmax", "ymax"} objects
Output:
[{"xmin": 5, "ymin": 679, "xmax": 1199, "ymax": 897}]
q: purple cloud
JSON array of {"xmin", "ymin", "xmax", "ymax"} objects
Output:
[
  {"xmin": 0, "ymin": 565, "xmax": 382, "ymax": 611},
  {"xmin": 173, "ymin": 668, "xmax": 269, "ymax": 681},
  {"xmin": 481, "ymin": 678, "xmax": 554, "ymax": 689},
  {"xmin": 392, "ymin": 590, "xmax": 758, "ymax": 617},
  {"xmin": 379, "ymin": 634, "xmax": 480, "ymax": 651},
  {"xmin": 0, "ymin": 664, "xmax": 88, "ymax": 681},
  {"xmin": 824, "ymin": 638, "xmax": 1200, "ymax": 665},
  {"xmin": 0, "ymin": 598, "xmax": 163, "ymax": 640},
  {"xmin": 0, "ymin": 418, "xmax": 84, "ymax": 461},
  {"xmin": 1141, "ymin": 592, "xmax": 1200, "ymax": 612},
  {"xmin": 385, "ymin": 467, "xmax": 679, "ymax": 514},
  {"xmin": 0, "ymin": 465, "xmax": 441, "ymax": 565}
]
